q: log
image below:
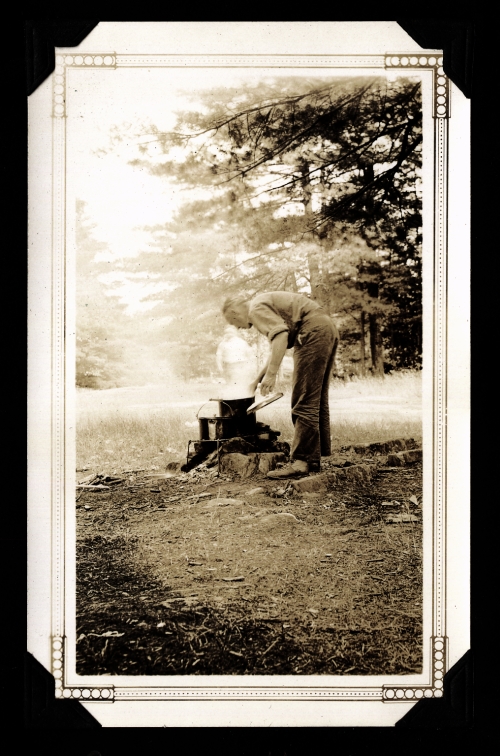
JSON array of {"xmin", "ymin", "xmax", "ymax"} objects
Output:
[{"xmin": 76, "ymin": 484, "xmax": 110, "ymax": 490}]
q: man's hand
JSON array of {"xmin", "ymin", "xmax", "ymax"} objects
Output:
[
  {"xmin": 260, "ymin": 370, "xmax": 277, "ymax": 396},
  {"xmin": 249, "ymin": 378, "xmax": 261, "ymax": 395},
  {"xmin": 254, "ymin": 332, "xmax": 287, "ymax": 396}
]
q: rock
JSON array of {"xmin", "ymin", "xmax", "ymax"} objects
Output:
[
  {"xmin": 403, "ymin": 448, "xmax": 422, "ymax": 463},
  {"xmin": 386, "ymin": 513, "xmax": 419, "ymax": 523},
  {"xmin": 220, "ymin": 437, "xmax": 257, "ymax": 454},
  {"xmin": 381, "ymin": 439, "xmax": 407, "ymax": 454},
  {"xmin": 291, "ymin": 463, "xmax": 376, "ymax": 493},
  {"xmin": 202, "ymin": 498, "xmax": 243, "ymax": 509},
  {"xmin": 352, "ymin": 443, "xmax": 374, "ymax": 455},
  {"xmin": 292, "ymin": 474, "xmax": 328, "ymax": 494},
  {"xmin": 254, "ymin": 513, "xmax": 301, "ymax": 530},
  {"xmin": 352, "ymin": 438, "xmax": 418, "ymax": 456},
  {"xmin": 219, "ymin": 453, "xmax": 259, "ymax": 478},
  {"xmin": 386, "ymin": 449, "xmax": 422, "ymax": 467},
  {"xmin": 78, "ymin": 473, "xmax": 97, "ymax": 484},
  {"xmin": 257, "ymin": 440, "xmax": 290, "ymax": 455},
  {"xmin": 219, "ymin": 452, "xmax": 288, "ymax": 477},
  {"xmin": 165, "ymin": 461, "xmax": 181, "ymax": 471},
  {"xmin": 323, "ymin": 455, "xmax": 354, "ymax": 468},
  {"xmin": 386, "ymin": 452, "xmax": 405, "ymax": 467},
  {"xmin": 387, "ymin": 454, "xmax": 405, "ymax": 467},
  {"xmin": 341, "ymin": 464, "xmax": 374, "ymax": 483},
  {"xmin": 258, "ymin": 453, "xmax": 287, "ymax": 474},
  {"xmin": 261, "ymin": 512, "xmax": 298, "ymax": 522},
  {"xmin": 246, "ymin": 487, "xmax": 266, "ymax": 496}
]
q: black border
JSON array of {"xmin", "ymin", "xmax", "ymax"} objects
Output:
[{"xmin": 18, "ymin": 12, "xmax": 485, "ymax": 750}]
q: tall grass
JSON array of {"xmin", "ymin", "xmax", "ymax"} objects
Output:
[{"xmin": 76, "ymin": 371, "xmax": 422, "ymax": 473}]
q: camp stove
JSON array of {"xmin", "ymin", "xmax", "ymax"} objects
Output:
[{"xmin": 182, "ymin": 393, "xmax": 286, "ymax": 473}]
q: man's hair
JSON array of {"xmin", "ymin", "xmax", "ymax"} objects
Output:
[{"xmin": 222, "ymin": 294, "xmax": 250, "ymax": 314}]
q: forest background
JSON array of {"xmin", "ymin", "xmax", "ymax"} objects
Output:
[{"xmin": 75, "ymin": 73, "xmax": 422, "ymax": 389}]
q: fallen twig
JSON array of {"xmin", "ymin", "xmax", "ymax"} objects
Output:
[
  {"xmin": 76, "ymin": 484, "xmax": 110, "ymax": 490},
  {"xmin": 261, "ymin": 637, "xmax": 279, "ymax": 657}
]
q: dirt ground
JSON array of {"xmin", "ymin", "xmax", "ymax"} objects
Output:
[{"xmin": 76, "ymin": 448, "xmax": 422, "ymax": 676}]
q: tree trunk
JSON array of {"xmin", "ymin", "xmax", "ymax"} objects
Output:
[
  {"xmin": 301, "ymin": 162, "xmax": 326, "ymax": 305},
  {"xmin": 307, "ymin": 249, "xmax": 323, "ymax": 303},
  {"xmin": 369, "ymin": 313, "xmax": 384, "ymax": 376},
  {"xmin": 360, "ymin": 310, "xmax": 366, "ymax": 376},
  {"xmin": 288, "ymin": 270, "xmax": 299, "ymax": 293}
]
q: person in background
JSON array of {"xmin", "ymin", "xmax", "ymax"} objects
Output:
[
  {"xmin": 215, "ymin": 325, "xmax": 257, "ymax": 399},
  {"xmin": 222, "ymin": 292, "xmax": 339, "ymax": 478}
]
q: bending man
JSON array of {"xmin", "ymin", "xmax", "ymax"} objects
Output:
[{"xmin": 222, "ymin": 292, "xmax": 339, "ymax": 478}]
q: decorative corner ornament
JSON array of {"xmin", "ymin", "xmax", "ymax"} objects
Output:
[
  {"xmin": 385, "ymin": 54, "xmax": 449, "ymax": 118},
  {"xmin": 46, "ymin": 52, "xmax": 453, "ymax": 706},
  {"xmin": 383, "ymin": 636, "xmax": 447, "ymax": 701},
  {"xmin": 52, "ymin": 636, "xmax": 114, "ymax": 702},
  {"xmin": 52, "ymin": 54, "xmax": 117, "ymax": 118}
]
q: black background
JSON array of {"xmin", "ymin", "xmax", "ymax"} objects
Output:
[{"xmin": 10, "ymin": 9, "xmax": 489, "ymax": 752}]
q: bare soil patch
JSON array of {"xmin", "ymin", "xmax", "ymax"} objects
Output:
[{"xmin": 76, "ymin": 454, "xmax": 422, "ymax": 676}]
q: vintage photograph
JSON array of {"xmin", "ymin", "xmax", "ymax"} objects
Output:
[
  {"xmin": 71, "ymin": 65, "xmax": 424, "ymax": 677},
  {"xmin": 27, "ymin": 22, "xmax": 470, "ymax": 726}
]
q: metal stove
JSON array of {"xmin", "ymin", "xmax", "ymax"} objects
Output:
[{"xmin": 182, "ymin": 393, "xmax": 287, "ymax": 473}]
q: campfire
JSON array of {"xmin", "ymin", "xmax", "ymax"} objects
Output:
[{"xmin": 182, "ymin": 393, "xmax": 288, "ymax": 473}]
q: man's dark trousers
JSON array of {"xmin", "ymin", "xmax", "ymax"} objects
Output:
[{"xmin": 290, "ymin": 312, "xmax": 339, "ymax": 467}]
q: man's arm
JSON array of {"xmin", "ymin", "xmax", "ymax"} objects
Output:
[
  {"xmin": 258, "ymin": 332, "xmax": 288, "ymax": 396},
  {"xmin": 251, "ymin": 363, "xmax": 268, "ymax": 392}
]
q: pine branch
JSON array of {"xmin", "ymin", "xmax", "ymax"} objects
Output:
[{"xmin": 213, "ymin": 83, "xmax": 376, "ymax": 184}]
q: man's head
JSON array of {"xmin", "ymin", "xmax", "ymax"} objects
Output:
[{"xmin": 222, "ymin": 295, "xmax": 252, "ymax": 329}]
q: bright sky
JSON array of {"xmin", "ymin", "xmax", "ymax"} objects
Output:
[{"xmin": 66, "ymin": 66, "xmax": 388, "ymax": 311}]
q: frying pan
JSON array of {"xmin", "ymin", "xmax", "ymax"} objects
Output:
[{"xmin": 246, "ymin": 392, "xmax": 284, "ymax": 414}]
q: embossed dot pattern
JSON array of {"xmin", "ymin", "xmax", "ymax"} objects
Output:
[
  {"xmin": 51, "ymin": 638, "xmax": 115, "ymax": 701},
  {"xmin": 384, "ymin": 687, "xmax": 434, "ymax": 700},
  {"xmin": 381, "ymin": 637, "xmax": 447, "ymax": 701},
  {"xmin": 384, "ymin": 54, "xmax": 448, "ymax": 118},
  {"xmin": 49, "ymin": 54, "xmax": 447, "ymax": 701},
  {"xmin": 53, "ymin": 55, "xmax": 117, "ymax": 116}
]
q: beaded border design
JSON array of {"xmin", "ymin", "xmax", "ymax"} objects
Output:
[
  {"xmin": 52, "ymin": 637, "xmax": 114, "ymax": 701},
  {"xmin": 382, "ymin": 637, "xmax": 447, "ymax": 702},
  {"xmin": 49, "ymin": 51, "xmax": 449, "ymax": 702},
  {"xmin": 384, "ymin": 54, "xmax": 449, "ymax": 118}
]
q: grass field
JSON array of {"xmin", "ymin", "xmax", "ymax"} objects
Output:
[
  {"xmin": 75, "ymin": 371, "xmax": 423, "ymax": 676},
  {"xmin": 76, "ymin": 371, "xmax": 422, "ymax": 473}
]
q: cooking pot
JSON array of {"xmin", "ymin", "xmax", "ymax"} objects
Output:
[
  {"xmin": 197, "ymin": 401, "xmax": 236, "ymax": 441},
  {"xmin": 210, "ymin": 396, "xmax": 258, "ymax": 437},
  {"xmin": 197, "ymin": 397, "xmax": 258, "ymax": 440}
]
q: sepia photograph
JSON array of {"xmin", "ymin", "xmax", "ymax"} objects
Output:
[
  {"xmin": 28, "ymin": 22, "xmax": 470, "ymax": 727},
  {"xmin": 73, "ymin": 66, "xmax": 424, "ymax": 678}
]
